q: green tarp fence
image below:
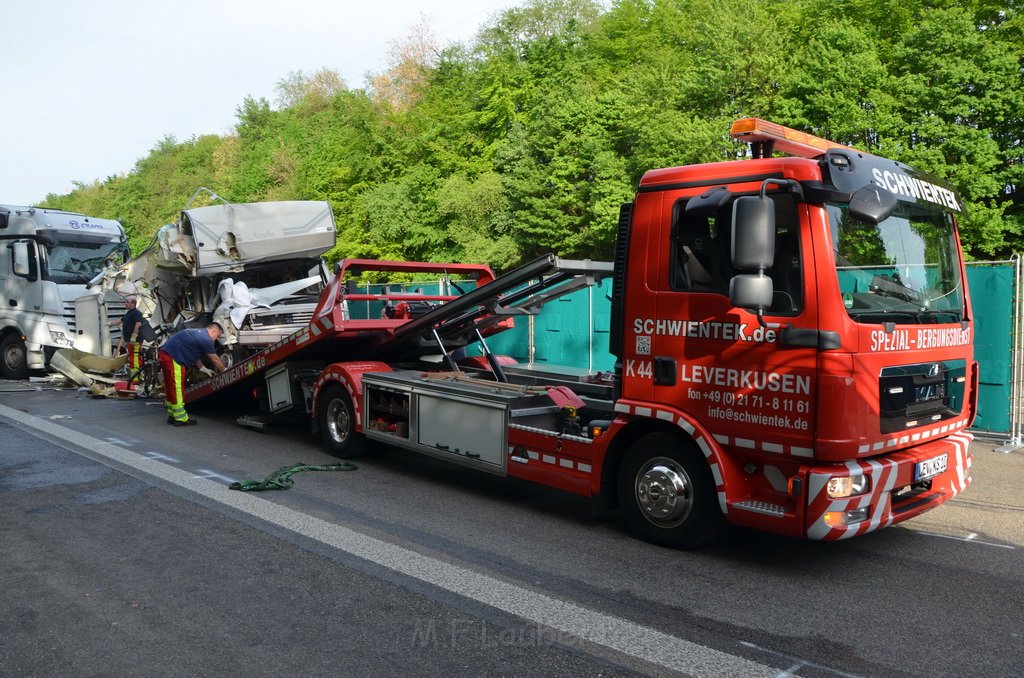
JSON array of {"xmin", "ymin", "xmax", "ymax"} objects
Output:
[
  {"xmin": 965, "ymin": 261, "xmax": 1019, "ymax": 438},
  {"xmin": 482, "ymin": 278, "xmax": 616, "ymax": 372}
]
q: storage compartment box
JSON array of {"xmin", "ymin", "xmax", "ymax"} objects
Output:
[{"xmin": 265, "ymin": 361, "xmax": 323, "ymax": 414}]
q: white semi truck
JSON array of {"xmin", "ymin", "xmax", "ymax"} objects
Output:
[{"xmin": 0, "ymin": 205, "xmax": 129, "ymax": 379}]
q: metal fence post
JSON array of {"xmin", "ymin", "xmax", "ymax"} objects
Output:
[{"xmin": 999, "ymin": 254, "xmax": 1023, "ymax": 450}]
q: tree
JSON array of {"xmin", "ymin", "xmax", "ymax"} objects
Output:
[
  {"xmin": 437, "ymin": 172, "xmax": 520, "ymax": 268},
  {"xmin": 368, "ymin": 16, "xmax": 440, "ymax": 111},
  {"xmin": 275, "ymin": 68, "xmax": 347, "ymax": 110}
]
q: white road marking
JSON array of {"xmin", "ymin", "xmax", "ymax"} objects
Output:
[
  {"xmin": 145, "ymin": 452, "xmax": 181, "ymax": 463},
  {"xmin": 193, "ymin": 469, "xmax": 239, "ymax": 483},
  {"xmin": 910, "ymin": 528, "xmax": 1016, "ymax": 549},
  {"xmin": 1, "ymin": 403, "xmax": 778, "ymax": 676},
  {"xmin": 739, "ymin": 641, "xmax": 864, "ymax": 678}
]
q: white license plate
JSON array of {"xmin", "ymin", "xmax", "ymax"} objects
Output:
[{"xmin": 914, "ymin": 453, "xmax": 948, "ymax": 481}]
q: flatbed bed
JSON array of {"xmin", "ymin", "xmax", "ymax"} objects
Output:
[{"xmin": 184, "ymin": 255, "xmax": 612, "ymax": 406}]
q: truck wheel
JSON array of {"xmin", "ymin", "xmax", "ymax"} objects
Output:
[
  {"xmin": 618, "ymin": 433, "xmax": 723, "ymax": 548},
  {"xmin": 318, "ymin": 385, "xmax": 367, "ymax": 458},
  {"xmin": 0, "ymin": 335, "xmax": 29, "ymax": 380},
  {"xmin": 142, "ymin": 359, "xmax": 162, "ymax": 397},
  {"xmin": 219, "ymin": 344, "xmax": 244, "ymax": 370}
]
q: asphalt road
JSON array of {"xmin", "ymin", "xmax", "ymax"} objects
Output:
[{"xmin": 2, "ymin": 378, "xmax": 1022, "ymax": 677}]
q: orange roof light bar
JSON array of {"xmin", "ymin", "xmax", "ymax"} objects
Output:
[{"xmin": 730, "ymin": 118, "xmax": 859, "ymax": 159}]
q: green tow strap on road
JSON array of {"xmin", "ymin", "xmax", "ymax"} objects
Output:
[{"xmin": 229, "ymin": 461, "xmax": 357, "ymax": 492}]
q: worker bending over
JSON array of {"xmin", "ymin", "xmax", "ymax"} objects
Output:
[{"xmin": 159, "ymin": 323, "xmax": 227, "ymax": 426}]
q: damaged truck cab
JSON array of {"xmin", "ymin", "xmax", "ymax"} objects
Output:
[{"xmin": 106, "ymin": 191, "xmax": 337, "ymax": 365}]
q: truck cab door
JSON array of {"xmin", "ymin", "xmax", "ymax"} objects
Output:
[
  {"xmin": 646, "ymin": 189, "xmax": 819, "ymax": 457},
  {"xmin": 4, "ymin": 240, "xmax": 41, "ymax": 312}
]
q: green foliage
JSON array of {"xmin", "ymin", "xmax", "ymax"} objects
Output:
[
  {"xmin": 40, "ymin": 0, "xmax": 1024, "ymax": 266},
  {"xmin": 437, "ymin": 172, "xmax": 520, "ymax": 269}
]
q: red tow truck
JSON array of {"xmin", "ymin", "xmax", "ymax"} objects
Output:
[{"xmin": 185, "ymin": 118, "xmax": 975, "ymax": 547}]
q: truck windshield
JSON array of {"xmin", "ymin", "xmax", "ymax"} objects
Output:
[
  {"xmin": 826, "ymin": 202, "xmax": 964, "ymax": 324},
  {"xmin": 42, "ymin": 238, "xmax": 125, "ymax": 284}
]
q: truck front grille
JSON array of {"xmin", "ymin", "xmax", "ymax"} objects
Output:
[
  {"xmin": 61, "ymin": 301, "xmax": 78, "ymax": 333},
  {"xmin": 107, "ymin": 299, "xmax": 128, "ymax": 341},
  {"xmin": 879, "ymin": 359, "xmax": 966, "ymax": 434},
  {"xmin": 246, "ymin": 306, "xmax": 315, "ymax": 329}
]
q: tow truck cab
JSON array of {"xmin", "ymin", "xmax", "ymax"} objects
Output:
[{"xmin": 611, "ymin": 118, "xmax": 974, "ymax": 541}]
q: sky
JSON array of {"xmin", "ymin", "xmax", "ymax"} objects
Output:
[{"xmin": 0, "ymin": 0, "xmax": 527, "ymax": 206}]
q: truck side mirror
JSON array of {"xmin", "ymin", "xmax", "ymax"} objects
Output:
[
  {"xmin": 0, "ymin": 209, "xmax": 8, "ymax": 229},
  {"xmin": 731, "ymin": 195, "xmax": 775, "ymax": 270},
  {"xmin": 11, "ymin": 241, "xmax": 32, "ymax": 278},
  {"xmin": 729, "ymin": 195, "xmax": 775, "ymax": 312},
  {"xmin": 848, "ymin": 184, "xmax": 898, "ymax": 224}
]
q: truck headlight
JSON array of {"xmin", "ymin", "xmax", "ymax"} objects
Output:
[{"xmin": 826, "ymin": 474, "xmax": 870, "ymax": 498}]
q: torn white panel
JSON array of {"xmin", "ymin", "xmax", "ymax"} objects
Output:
[
  {"xmin": 212, "ymin": 276, "xmax": 319, "ymax": 333},
  {"xmin": 182, "ymin": 201, "xmax": 335, "ymax": 275},
  {"xmin": 249, "ymin": 276, "xmax": 321, "ymax": 307},
  {"xmin": 51, "ymin": 348, "xmax": 128, "ymax": 387}
]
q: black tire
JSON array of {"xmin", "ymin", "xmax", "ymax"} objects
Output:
[
  {"xmin": 0, "ymin": 334, "xmax": 29, "ymax": 380},
  {"xmin": 618, "ymin": 432, "xmax": 723, "ymax": 548},
  {"xmin": 142, "ymin": 355, "xmax": 162, "ymax": 397},
  {"xmin": 318, "ymin": 385, "xmax": 368, "ymax": 458}
]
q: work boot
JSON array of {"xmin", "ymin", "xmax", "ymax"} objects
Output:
[{"xmin": 171, "ymin": 419, "xmax": 198, "ymax": 427}]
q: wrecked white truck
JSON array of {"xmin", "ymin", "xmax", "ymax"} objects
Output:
[{"xmin": 104, "ymin": 191, "xmax": 337, "ymax": 366}]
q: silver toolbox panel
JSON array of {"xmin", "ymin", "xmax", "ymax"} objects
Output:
[
  {"xmin": 416, "ymin": 394, "xmax": 506, "ymax": 466},
  {"xmin": 362, "ymin": 371, "xmax": 553, "ymax": 472},
  {"xmin": 265, "ymin": 361, "xmax": 323, "ymax": 414},
  {"xmin": 265, "ymin": 365, "xmax": 292, "ymax": 413}
]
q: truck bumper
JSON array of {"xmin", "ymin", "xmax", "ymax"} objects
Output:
[
  {"xmin": 805, "ymin": 431, "xmax": 973, "ymax": 540},
  {"xmin": 25, "ymin": 340, "xmax": 48, "ymax": 370}
]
